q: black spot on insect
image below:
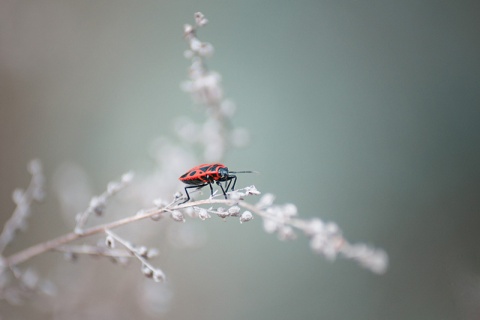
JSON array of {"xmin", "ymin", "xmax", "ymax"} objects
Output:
[
  {"xmin": 184, "ymin": 178, "xmax": 204, "ymax": 185},
  {"xmin": 189, "ymin": 171, "xmax": 197, "ymax": 176},
  {"xmin": 209, "ymin": 164, "xmax": 218, "ymax": 171},
  {"xmin": 200, "ymin": 166, "xmax": 210, "ymax": 172},
  {"xmin": 180, "ymin": 173, "xmax": 188, "ymax": 178}
]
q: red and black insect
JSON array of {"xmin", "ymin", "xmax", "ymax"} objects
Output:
[{"xmin": 178, "ymin": 163, "xmax": 254, "ymax": 204}]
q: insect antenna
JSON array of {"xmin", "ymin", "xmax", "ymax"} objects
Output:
[{"xmin": 229, "ymin": 170, "xmax": 259, "ymax": 174}]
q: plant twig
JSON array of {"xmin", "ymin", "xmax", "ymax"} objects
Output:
[{"xmin": 3, "ymin": 199, "xmax": 233, "ymax": 267}]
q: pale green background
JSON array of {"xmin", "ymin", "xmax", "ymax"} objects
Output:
[{"xmin": 1, "ymin": 1, "xmax": 480, "ymax": 319}]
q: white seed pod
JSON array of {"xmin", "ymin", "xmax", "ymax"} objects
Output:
[
  {"xmin": 105, "ymin": 235, "xmax": 115, "ymax": 248},
  {"xmin": 137, "ymin": 246, "xmax": 148, "ymax": 257},
  {"xmin": 216, "ymin": 209, "xmax": 229, "ymax": 219},
  {"xmin": 304, "ymin": 218, "xmax": 325, "ymax": 236},
  {"xmin": 325, "ymin": 222, "xmax": 340, "ymax": 236},
  {"xmin": 75, "ymin": 212, "xmax": 83, "ymax": 224},
  {"xmin": 12, "ymin": 188, "xmax": 24, "ymax": 204},
  {"xmin": 310, "ymin": 234, "xmax": 327, "ymax": 254},
  {"xmin": 170, "ymin": 210, "xmax": 185, "ymax": 222},
  {"xmin": 28, "ymin": 159, "xmax": 42, "ymax": 175},
  {"xmin": 228, "ymin": 205, "xmax": 241, "ymax": 216},
  {"xmin": 153, "ymin": 269, "xmax": 166, "ymax": 282},
  {"xmin": 245, "ymin": 185, "xmax": 261, "ymax": 196},
  {"xmin": 198, "ymin": 42, "xmax": 214, "ymax": 57},
  {"xmin": 183, "ymin": 24, "xmax": 194, "ymax": 36},
  {"xmin": 278, "ymin": 225, "xmax": 297, "ymax": 241},
  {"xmin": 228, "ymin": 191, "xmax": 243, "ymax": 201},
  {"xmin": 262, "ymin": 218, "xmax": 278, "ymax": 234},
  {"xmin": 89, "ymin": 196, "xmax": 106, "ymax": 216},
  {"xmin": 184, "ymin": 49, "xmax": 194, "ymax": 59},
  {"xmin": 194, "ymin": 12, "xmax": 208, "ymax": 27},
  {"xmin": 197, "ymin": 208, "xmax": 210, "ymax": 221},
  {"xmin": 257, "ymin": 193, "xmax": 275, "ymax": 208},
  {"xmin": 32, "ymin": 186, "xmax": 46, "ymax": 202},
  {"xmin": 282, "ymin": 203, "xmax": 298, "ymax": 217},
  {"xmin": 121, "ymin": 171, "xmax": 134, "ymax": 184},
  {"xmin": 190, "ymin": 38, "xmax": 202, "ymax": 52},
  {"xmin": 21, "ymin": 268, "xmax": 39, "ymax": 290},
  {"xmin": 107, "ymin": 181, "xmax": 120, "ymax": 195},
  {"xmin": 184, "ymin": 206, "xmax": 196, "ymax": 218},
  {"xmin": 153, "ymin": 198, "xmax": 168, "ymax": 208},
  {"xmin": 146, "ymin": 248, "xmax": 159, "ymax": 259},
  {"xmin": 142, "ymin": 264, "xmax": 154, "ymax": 278},
  {"xmin": 174, "ymin": 191, "xmax": 183, "ymax": 200},
  {"xmin": 151, "ymin": 214, "xmax": 162, "ymax": 221},
  {"xmin": 239, "ymin": 211, "xmax": 253, "ymax": 224},
  {"xmin": 115, "ymin": 256, "xmax": 130, "ymax": 266}
]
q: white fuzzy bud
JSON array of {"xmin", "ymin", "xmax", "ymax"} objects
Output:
[
  {"xmin": 245, "ymin": 185, "xmax": 261, "ymax": 196},
  {"xmin": 190, "ymin": 38, "xmax": 202, "ymax": 52},
  {"xmin": 220, "ymin": 100, "xmax": 236, "ymax": 118},
  {"xmin": 184, "ymin": 49, "xmax": 194, "ymax": 59},
  {"xmin": 170, "ymin": 210, "xmax": 185, "ymax": 222},
  {"xmin": 174, "ymin": 191, "xmax": 183, "ymax": 200},
  {"xmin": 278, "ymin": 226, "xmax": 296, "ymax": 241},
  {"xmin": 282, "ymin": 203, "xmax": 297, "ymax": 217},
  {"xmin": 105, "ymin": 235, "xmax": 115, "ymax": 248},
  {"xmin": 142, "ymin": 264, "xmax": 154, "ymax": 278},
  {"xmin": 240, "ymin": 211, "xmax": 253, "ymax": 224},
  {"xmin": 107, "ymin": 181, "xmax": 120, "ymax": 195},
  {"xmin": 121, "ymin": 171, "xmax": 134, "ymax": 184},
  {"xmin": 28, "ymin": 159, "xmax": 42, "ymax": 175},
  {"xmin": 194, "ymin": 12, "xmax": 208, "ymax": 27},
  {"xmin": 216, "ymin": 207, "xmax": 229, "ymax": 219},
  {"xmin": 89, "ymin": 196, "xmax": 106, "ymax": 216},
  {"xmin": 153, "ymin": 269, "xmax": 166, "ymax": 282},
  {"xmin": 12, "ymin": 189, "xmax": 24, "ymax": 204},
  {"xmin": 304, "ymin": 218, "xmax": 325, "ymax": 236},
  {"xmin": 257, "ymin": 193, "xmax": 275, "ymax": 208},
  {"xmin": 153, "ymin": 198, "xmax": 168, "ymax": 208},
  {"xmin": 137, "ymin": 246, "xmax": 149, "ymax": 257},
  {"xmin": 183, "ymin": 24, "xmax": 194, "ymax": 36},
  {"xmin": 146, "ymin": 248, "xmax": 159, "ymax": 259},
  {"xmin": 263, "ymin": 218, "xmax": 278, "ymax": 234},
  {"xmin": 228, "ymin": 205, "xmax": 241, "ymax": 217},
  {"xmin": 195, "ymin": 207, "xmax": 210, "ymax": 221}
]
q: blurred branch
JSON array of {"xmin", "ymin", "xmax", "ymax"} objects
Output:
[
  {"xmin": 0, "ymin": 160, "xmax": 45, "ymax": 255},
  {"xmin": 3, "ymin": 190, "xmax": 388, "ymax": 274}
]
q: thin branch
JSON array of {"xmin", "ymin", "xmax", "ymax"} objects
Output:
[
  {"xmin": 0, "ymin": 160, "xmax": 45, "ymax": 254},
  {"xmin": 3, "ymin": 199, "xmax": 232, "ymax": 267},
  {"xmin": 105, "ymin": 230, "xmax": 165, "ymax": 282},
  {"xmin": 55, "ymin": 245, "xmax": 133, "ymax": 258}
]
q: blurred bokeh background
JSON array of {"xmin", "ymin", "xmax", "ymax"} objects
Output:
[{"xmin": 1, "ymin": 1, "xmax": 480, "ymax": 319}]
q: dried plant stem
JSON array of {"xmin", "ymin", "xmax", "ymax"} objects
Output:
[
  {"xmin": 4, "ymin": 199, "xmax": 240, "ymax": 268},
  {"xmin": 55, "ymin": 245, "xmax": 132, "ymax": 258}
]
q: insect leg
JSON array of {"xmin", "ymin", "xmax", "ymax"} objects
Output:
[
  {"xmin": 208, "ymin": 182, "xmax": 214, "ymax": 197},
  {"xmin": 226, "ymin": 175, "xmax": 237, "ymax": 191},
  {"xmin": 216, "ymin": 181, "xmax": 228, "ymax": 199},
  {"xmin": 180, "ymin": 184, "xmax": 207, "ymax": 204}
]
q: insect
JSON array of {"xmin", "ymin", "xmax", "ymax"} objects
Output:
[{"xmin": 178, "ymin": 163, "xmax": 255, "ymax": 204}]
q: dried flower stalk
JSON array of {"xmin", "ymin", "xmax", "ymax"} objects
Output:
[{"xmin": 0, "ymin": 12, "xmax": 388, "ymax": 308}]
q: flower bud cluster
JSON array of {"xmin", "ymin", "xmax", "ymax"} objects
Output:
[
  {"xmin": 75, "ymin": 171, "xmax": 135, "ymax": 234},
  {"xmin": 179, "ymin": 12, "xmax": 250, "ymax": 161},
  {"xmin": 258, "ymin": 194, "xmax": 298, "ymax": 241},
  {"xmin": 0, "ymin": 160, "xmax": 46, "ymax": 254},
  {"xmin": 105, "ymin": 230, "xmax": 165, "ymax": 282}
]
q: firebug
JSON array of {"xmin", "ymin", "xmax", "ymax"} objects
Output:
[{"xmin": 178, "ymin": 163, "xmax": 254, "ymax": 204}]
